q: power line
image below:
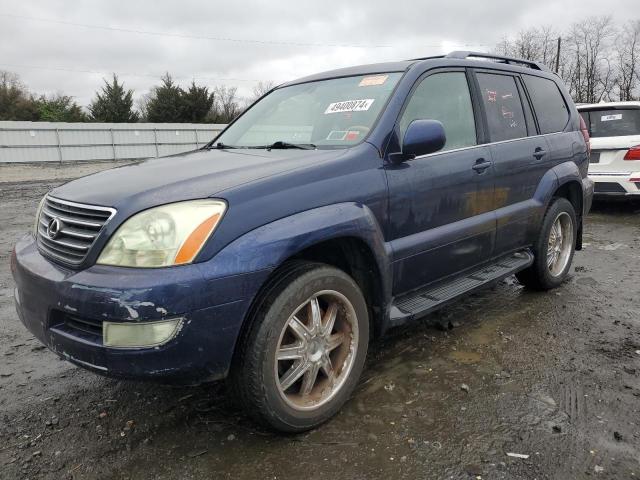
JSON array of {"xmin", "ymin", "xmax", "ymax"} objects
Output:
[
  {"xmin": 0, "ymin": 13, "xmax": 488, "ymax": 49},
  {"xmin": 0, "ymin": 62, "xmax": 271, "ymax": 84}
]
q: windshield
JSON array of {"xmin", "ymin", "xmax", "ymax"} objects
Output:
[
  {"xmin": 214, "ymin": 73, "xmax": 402, "ymax": 148},
  {"xmin": 579, "ymin": 108, "xmax": 640, "ymax": 138}
]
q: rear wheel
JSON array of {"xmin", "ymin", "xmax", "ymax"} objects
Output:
[
  {"xmin": 231, "ymin": 262, "xmax": 369, "ymax": 432},
  {"xmin": 516, "ymin": 197, "xmax": 577, "ymax": 290}
]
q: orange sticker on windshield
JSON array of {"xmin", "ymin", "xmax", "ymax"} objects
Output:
[
  {"xmin": 359, "ymin": 75, "xmax": 388, "ymax": 87},
  {"xmin": 345, "ymin": 131, "xmax": 360, "ymax": 140}
]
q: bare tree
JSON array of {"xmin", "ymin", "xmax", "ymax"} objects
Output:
[
  {"xmin": 250, "ymin": 81, "xmax": 276, "ymax": 102},
  {"xmin": 614, "ymin": 20, "xmax": 640, "ymax": 101},
  {"xmin": 136, "ymin": 92, "xmax": 152, "ymax": 121},
  {"xmin": 213, "ymin": 85, "xmax": 242, "ymax": 123},
  {"xmin": 0, "ymin": 71, "xmax": 40, "ymax": 120},
  {"xmin": 564, "ymin": 16, "xmax": 617, "ymax": 103},
  {"xmin": 492, "ymin": 16, "xmax": 640, "ymax": 104},
  {"xmin": 493, "ymin": 26, "xmax": 559, "ymax": 70}
]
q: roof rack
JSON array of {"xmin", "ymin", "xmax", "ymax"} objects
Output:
[
  {"xmin": 444, "ymin": 51, "xmax": 550, "ymax": 71},
  {"xmin": 408, "ymin": 54, "xmax": 446, "ymax": 62}
]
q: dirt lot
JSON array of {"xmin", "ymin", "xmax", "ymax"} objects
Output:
[{"xmin": 1, "ymin": 162, "xmax": 639, "ymax": 480}]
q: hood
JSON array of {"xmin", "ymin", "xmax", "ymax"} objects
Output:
[{"xmin": 51, "ymin": 148, "xmax": 344, "ymax": 208}]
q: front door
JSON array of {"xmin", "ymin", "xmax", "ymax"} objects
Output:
[{"xmin": 385, "ymin": 70, "xmax": 496, "ymax": 295}]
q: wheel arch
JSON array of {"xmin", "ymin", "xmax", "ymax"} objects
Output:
[
  {"xmin": 549, "ymin": 162, "xmax": 585, "ymax": 250},
  {"xmin": 553, "ymin": 180, "xmax": 583, "ymax": 218},
  {"xmin": 548, "ymin": 161, "xmax": 584, "ymax": 214},
  {"xmin": 218, "ymin": 203, "xmax": 393, "ymax": 369},
  {"xmin": 532, "ymin": 161, "xmax": 585, "ymax": 251},
  {"xmin": 287, "ymin": 236, "xmax": 387, "ymax": 338}
]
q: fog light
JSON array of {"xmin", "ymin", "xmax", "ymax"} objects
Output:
[{"xmin": 103, "ymin": 318, "xmax": 183, "ymax": 348}]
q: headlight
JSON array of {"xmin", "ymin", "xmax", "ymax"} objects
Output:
[
  {"xmin": 33, "ymin": 196, "xmax": 46, "ymax": 237},
  {"xmin": 97, "ymin": 199, "xmax": 226, "ymax": 268}
]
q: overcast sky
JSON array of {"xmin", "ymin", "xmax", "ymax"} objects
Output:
[{"xmin": 0, "ymin": 0, "xmax": 635, "ymax": 107}]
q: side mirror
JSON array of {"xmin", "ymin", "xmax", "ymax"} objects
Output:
[{"xmin": 402, "ymin": 119, "xmax": 446, "ymax": 159}]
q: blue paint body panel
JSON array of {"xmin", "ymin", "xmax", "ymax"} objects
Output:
[{"xmin": 11, "ymin": 55, "xmax": 593, "ymax": 383}]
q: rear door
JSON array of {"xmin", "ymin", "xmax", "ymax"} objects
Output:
[{"xmin": 472, "ymin": 70, "xmax": 565, "ymax": 254}]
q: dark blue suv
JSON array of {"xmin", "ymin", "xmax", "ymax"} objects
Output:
[{"xmin": 11, "ymin": 52, "xmax": 593, "ymax": 432}]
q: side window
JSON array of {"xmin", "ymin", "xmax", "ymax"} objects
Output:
[
  {"xmin": 399, "ymin": 72, "xmax": 476, "ymax": 152},
  {"xmin": 476, "ymin": 73, "xmax": 527, "ymax": 142},
  {"xmin": 523, "ymin": 75, "xmax": 570, "ymax": 134}
]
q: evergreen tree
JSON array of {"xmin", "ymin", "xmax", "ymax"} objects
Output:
[
  {"xmin": 145, "ymin": 73, "xmax": 184, "ymax": 122},
  {"xmin": 181, "ymin": 81, "xmax": 214, "ymax": 123},
  {"xmin": 89, "ymin": 74, "xmax": 139, "ymax": 122}
]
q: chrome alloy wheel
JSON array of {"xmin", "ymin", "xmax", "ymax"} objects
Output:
[
  {"xmin": 547, "ymin": 211, "xmax": 573, "ymax": 277},
  {"xmin": 274, "ymin": 290, "xmax": 358, "ymax": 411}
]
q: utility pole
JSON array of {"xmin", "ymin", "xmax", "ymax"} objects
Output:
[{"xmin": 555, "ymin": 36, "xmax": 561, "ymax": 73}]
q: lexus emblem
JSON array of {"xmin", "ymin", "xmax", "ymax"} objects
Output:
[{"xmin": 47, "ymin": 217, "xmax": 62, "ymax": 239}]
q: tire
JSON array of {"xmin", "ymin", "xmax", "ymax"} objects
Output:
[
  {"xmin": 231, "ymin": 262, "xmax": 369, "ymax": 433},
  {"xmin": 516, "ymin": 197, "xmax": 577, "ymax": 290}
]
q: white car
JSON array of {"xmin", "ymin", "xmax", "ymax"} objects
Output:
[{"xmin": 577, "ymin": 102, "xmax": 640, "ymax": 196}]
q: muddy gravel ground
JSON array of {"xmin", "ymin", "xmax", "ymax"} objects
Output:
[{"xmin": 1, "ymin": 162, "xmax": 639, "ymax": 480}]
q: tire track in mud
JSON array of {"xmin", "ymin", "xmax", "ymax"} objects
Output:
[{"xmin": 1, "ymin": 167, "xmax": 639, "ymax": 479}]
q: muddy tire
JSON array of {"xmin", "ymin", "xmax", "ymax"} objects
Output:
[
  {"xmin": 231, "ymin": 262, "xmax": 369, "ymax": 433},
  {"xmin": 516, "ymin": 197, "xmax": 577, "ymax": 290}
]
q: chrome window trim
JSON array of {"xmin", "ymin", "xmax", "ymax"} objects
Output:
[{"xmin": 412, "ymin": 131, "xmax": 568, "ymax": 161}]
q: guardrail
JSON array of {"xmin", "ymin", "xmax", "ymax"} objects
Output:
[{"xmin": 0, "ymin": 121, "xmax": 227, "ymax": 163}]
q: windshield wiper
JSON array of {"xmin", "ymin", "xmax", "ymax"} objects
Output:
[
  {"xmin": 208, "ymin": 142, "xmax": 240, "ymax": 150},
  {"xmin": 208, "ymin": 141, "xmax": 317, "ymax": 150},
  {"xmin": 264, "ymin": 141, "xmax": 317, "ymax": 151}
]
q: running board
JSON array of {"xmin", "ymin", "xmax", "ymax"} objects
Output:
[{"xmin": 389, "ymin": 250, "xmax": 534, "ymax": 328}]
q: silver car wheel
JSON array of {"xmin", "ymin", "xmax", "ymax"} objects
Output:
[
  {"xmin": 547, "ymin": 211, "xmax": 573, "ymax": 277},
  {"xmin": 274, "ymin": 290, "xmax": 359, "ymax": 411}
]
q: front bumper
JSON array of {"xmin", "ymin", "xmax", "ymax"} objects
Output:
[
  {"xmin": 589, "ymin": 172, "xmax": 640, "ymax": 196},
  {"xmin": 10, "ymin": 234, "xmax": 271, "ymax": 383}
]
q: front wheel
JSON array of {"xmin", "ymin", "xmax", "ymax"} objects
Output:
[
  {"xmin": 516, "ymin": 197, "xmax": 577, "ymax": 290},
  {"xmin": 231, "ymin": 262, "xmax": 369, "ymax": 433}
]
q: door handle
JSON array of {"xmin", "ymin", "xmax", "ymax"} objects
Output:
[
  {"xmin": 472, "ymin": 158, "xmax": 492, "ymax": 173},
  {"xmin": 533, "ymin": 147, "xmax": 547, "ymax": 160}
]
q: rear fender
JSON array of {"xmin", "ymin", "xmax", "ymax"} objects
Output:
[{"xmin": 532, "ymin": 161, "xmax": 587, "ymax": 249}]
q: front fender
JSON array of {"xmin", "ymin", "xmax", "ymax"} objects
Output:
[{"xmin": 198, "ymin": 202, "xmax": 393, "ymax": 303}]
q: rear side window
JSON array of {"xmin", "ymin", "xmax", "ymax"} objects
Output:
[
  {"xmin": 523, "ymin": 75, "xmax": 569, "ymax": 134},
  {"xmin": 579, "ymin": 108, "xmax": 640, "ymax": 137},
  {"xmin": 476, "ymin": 73, "xmax": 527, "ymax": 142},
  {"xmin": 399, "ymin": 72, "xmax": 477, "ymax": 152}
]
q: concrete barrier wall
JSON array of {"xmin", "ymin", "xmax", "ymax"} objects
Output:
[{"xmin": 0, "ymin": 121, "xmax": 227, "ymax": 163}]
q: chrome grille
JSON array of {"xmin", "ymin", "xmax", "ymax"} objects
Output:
[{"xmin": 37, "ymin": 196, "xmax": 115, "ymax": 267}]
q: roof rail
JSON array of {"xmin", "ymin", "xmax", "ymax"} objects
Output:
[
  {"xmin": 444, "ymin": 51, "xmax": 550, "ymax": 72},
  {"xmin": 407, "ymin": 54, "xmax": 446, "ymax": 62}
]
